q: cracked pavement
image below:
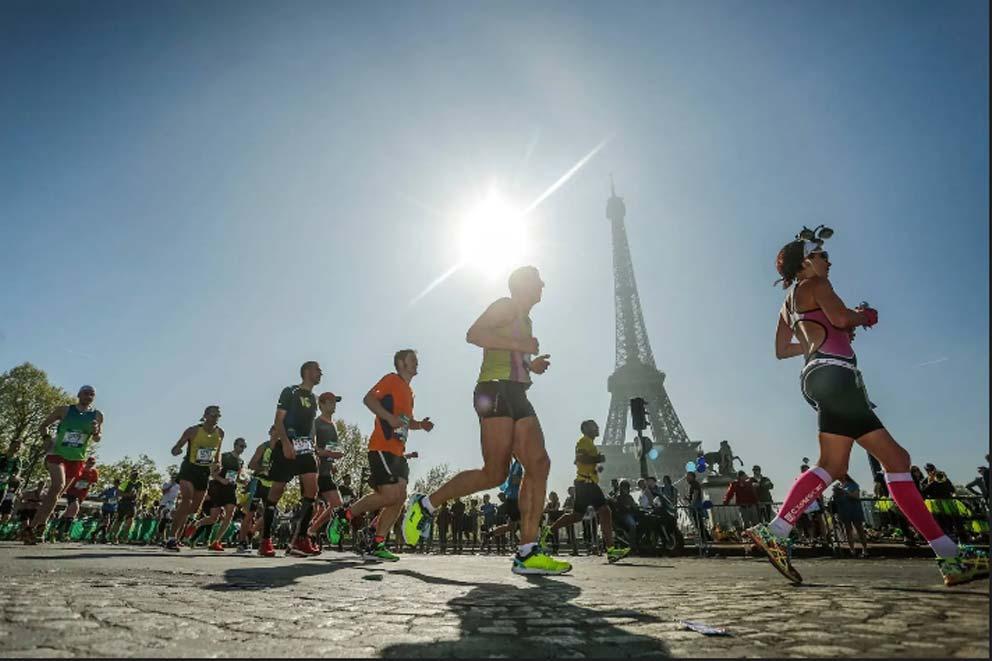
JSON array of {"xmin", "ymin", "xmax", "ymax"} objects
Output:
[{"xmin": 0, "ymin": 543, "xmax": 988, "ymax": 658}]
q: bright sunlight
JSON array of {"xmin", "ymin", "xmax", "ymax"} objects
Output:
[{"xmin": 457, "ymin": 190, "xmax": 529, "ymax": 279}]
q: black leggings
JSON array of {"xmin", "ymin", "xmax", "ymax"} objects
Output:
[{"xmin": 801, "ymin": 364, "xmax": 883, "ymax": 438}]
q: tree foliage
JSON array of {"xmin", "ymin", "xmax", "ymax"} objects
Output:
[
  {"xmin": 413, "ymin": 463, "xmax": 453, "ymax": 498},
  {"xmin": 0, "ymin": 363, "xmax": 73, "ymax": 485},
  {"xmin": 96, "ymin": 454, "xmax": 165, "ymax": 510},
  {"xmin": 333, "ymin": 420, "xmax": 369, "ymax": 495}
]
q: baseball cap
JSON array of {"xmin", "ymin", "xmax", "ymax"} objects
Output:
[{"xmin": 319, "ymin": 392, "xmax": 342, "ymax": 404}]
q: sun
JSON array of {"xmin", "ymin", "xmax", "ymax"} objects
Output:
[{"xmin": 458, "ymin": 191, "xmax": 529, "ymax": 278}]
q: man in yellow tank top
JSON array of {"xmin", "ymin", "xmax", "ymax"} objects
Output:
[
  {"xmin": 403, "ymin": 266, "xmax": 572, "ymax": 576},
  {"xmin": 163, "ymin": 405, "xmax": 224, "ymax": 552}
]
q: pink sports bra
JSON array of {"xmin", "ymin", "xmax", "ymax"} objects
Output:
[{"xmin": 784, "ymin": 283, "xmax": 855, "ymax": 361}]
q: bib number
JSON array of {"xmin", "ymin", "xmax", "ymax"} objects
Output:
[
  {"xmin": 224, "ymin": 470, "xmax": 238, "ymax": 482},
  {"xmin": 74, "ymin": 480, "xmax": 89, "ymax": 490},
  {"xmin": 107, "ymin": 498, "xmax": 118, "ymax": 505},
  {"xmin": 196, "ymin": 448, "xmax": 215, "ymax": 465},
  {"xmin": 292, "ymin": 437, "xmax": 313, "ymax": 454},
  {"xmin": 62, "ymin": 431, "xmax": 85, "ymax": 448}
]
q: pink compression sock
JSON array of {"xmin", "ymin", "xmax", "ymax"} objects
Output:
[
  {"xmin": 768, "ymin": 466, "xmax": 833, "ymax": 537},
  {"xmin": 885, "ymin": 472, "xmax": 958, "ymax": 558}
]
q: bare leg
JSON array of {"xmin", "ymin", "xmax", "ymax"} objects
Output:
[
  {"xmin": 428, "ymin": 418, "xmax": 514, "ymax": 507},
  {"xmin": 169, "ymin": 482, "xmax": 206, "ymax": 540},
  {"xmin": 350, "ymin": 483, "xmax": 406, "ymax": 519},
  {"xmin": 511, "ymin": 416, "xmax": 549, "ymax": 546},
  {"xmin": 308, "ymin": 490, "xmax": 343, "ymax": 536},
  {"xmin": 31, "ymin": 462, "xmax": 67, "ymax": 529},
  {"xmin": 596, "ymin": 505, "xmax": 615, "ymax": 548},
  {"xmin": 210, "ymin": 505, "xmax": 237, "ymax": 543}
]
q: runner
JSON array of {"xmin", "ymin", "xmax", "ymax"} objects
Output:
[
  {"xmin": 56, "ymin": 456, "xmax": 98, "ymax": 540},
  {"xmin": 17, "ymin": 481, "xmax": 44, "ymax": 531},
  {"xmin": 257, "ymin": 361, "xmax": 323, "ymax": 558},
  {"xmin": 326, "ymin": 350, "xmax": 433, "ymax": 562},
  {"xmin": 196, "ymin": 436, "xmax": 247, "ymax": 551},
  {"xmin": 402, "ymin": 266, "xmax": 571, "ymax": 575},
  {"xmin": 746, "ymin": 228, "xmax": 988, "ymax": 586},
  {"xmin": 155, "ymin": 470, "xmax": 181, "ymax": 544},
  {"xmin": 23, "ymin": 385, "xmax": 103, "ymax": 544},
  {"xmin": 163, "ymin": 405, "xmax": 224, "ymax": 552},
  {"xmin": 0, "ymin": 439, "xmax": 23, "ymax": 511},
  {"xmin": 304, "ymin": 392, "xmax": 345, "ymax": 542},
  {"xmin": 95, "ymin": 478, "xmax": 120, "ymax": 543},
  {"xmin": 540, "ymin": 420, "xmax": 630, "ymax": 563},
  {"xmin": 112, "ymin": 469, "xmax": 143, "ymax": 544},
  {"xmin": 237, "ymin": 431, "xmax": 275, "ymax": 553},
  {"xmin": 0, "ymin": 476, "xmax": 19, "ymax": 524}
]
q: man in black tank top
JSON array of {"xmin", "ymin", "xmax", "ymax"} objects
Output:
[
  {"xmin": 258, "ymin": 361, "xmax": 322, "ymax": 558},
  {"xmin": 306, "ymin": 392, "xmax": 345, "ymax": 542}
]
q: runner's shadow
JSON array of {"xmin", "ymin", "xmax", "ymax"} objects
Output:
[
  {"xmin": 379, "ymin": 570, "xmax": 671, "ymax": 658},
  {"xmin": 203, "ymin": 558, "xmax": 361, "ymax": 591}
]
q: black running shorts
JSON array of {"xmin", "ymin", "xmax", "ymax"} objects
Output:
[
  {"xmin": 505, "ymin": 498, "xmax": 521, "ymax": 523},
  {"xmin": 801, "ymin": 364, "xmax": 884, "ymax": 439},
  {"xmin": 269, "ymin": 439, "xmax": 318, "ymax": 483},
  {"xmin": 179, "ymin": 459, "xmax": 211, "ymax": 492},
  {"xmin": 368, "ymin": 450, "xmax": 409, "ymax": 487},
  {"xmin": 251, "ymin": 484, "xmax": 271, "ymax": 510},
  {"xmin": 207, "ymin": 481, "xmax": 238, "ymax": 508},
  {"xmin": 318, "ymin": 474, "xmax": 338, "ymax": 494},
  {"xmin": 474, "ymin": 381, "xmax": 535, "ymax": 421},
  {"xmin": 572, "ymin": 481, "xmax": 607, "ymax": 513}
]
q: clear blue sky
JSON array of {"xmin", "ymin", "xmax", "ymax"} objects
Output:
[{"xmin": 1, "ymin": 1, "xmax": 988, "ymax": 497}]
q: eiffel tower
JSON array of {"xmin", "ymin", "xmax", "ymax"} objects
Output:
[{"xmin": 600, "ymin": 179, "xmax": 699, "ymax": 482}]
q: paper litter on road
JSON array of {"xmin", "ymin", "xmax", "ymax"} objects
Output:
[{"xmin": 678, "ymin": 620, "xmax": 731, "ymax": 636}]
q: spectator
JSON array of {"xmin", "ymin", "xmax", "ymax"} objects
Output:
[
  {"xmin": 910, "ymin": 465, "xmax": 926, "ymax": 493},
  {"xmin": 562, "ymin": 486, "xmax": 578, "ymax": 554},
  {"xmin": 965, "ymin": 466, "xmax": 989, "ymax": 500},
  {"xmin": 613, "ymin": 480, "xmax": 638, "ymax": 540},
  {"xmin": 436, "ymin": 501, "xmax": 450, "ymax": 554},
  {"xmin": 923, "ymin": 466, "xmax": 954, "ymax": 499},
  {"xmin": 479, "ymin": 494, "xmax": 497, "ymax": 551},
  {"xmin": 832, "ymin": 475, "xmax": 869, "ymax": 558},
  {"xmin": 466, "ymin": 499, "xmax": 480, "ymax": 550},
  {"xmin": 724, "ymin": 471, "xmax": 759, "ymax": 528},
  {"xmin": 637, "ymin": 479, "xmax": 651, "ymax": 508},
  {"xmin": 684, "ymin": 471, "xmax": 710, "ymax": 543},
  {"xmin": 451, "ymin": 497, "xmax": 466, "ymax": 553},
  {"xmin": 750, "ymin": 465, "xmax": 775, "ymax": 523},
  {"xmin": 659, "ymin": 476, "xmax": 677, "ymax": 509},
  {"xmin": 544, "ymin": 492, "xmax": 563, "ymax": 553}
]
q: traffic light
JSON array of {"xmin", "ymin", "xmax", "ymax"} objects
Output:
[{"xmin": 630, "ymin": 397, "xmax": 648, "ymax": 431}]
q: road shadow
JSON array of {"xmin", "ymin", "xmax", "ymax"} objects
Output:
[
  {"xmin": 800, "ymin": 581, "xmax": 989, "ymax": 598},
  {"xmin": 378, "ymin": 569, "xmax": 671, "ymax": 658},
  {"xmin": 203, "ymin": 557, "xmax": 362, "ymax": 591}
]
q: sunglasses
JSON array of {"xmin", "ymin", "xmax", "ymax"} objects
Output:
[{"xmin": 810, "ymin": 251, "xmax": 829, "ymax": 262}]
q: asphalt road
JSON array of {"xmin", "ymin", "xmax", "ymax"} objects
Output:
[{"xmin": 0, "ymin": 543, "xmax": 988, "ymax": 658}]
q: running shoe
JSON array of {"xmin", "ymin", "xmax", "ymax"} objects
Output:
[
  {"xmin": 301, "ymin": 537, "xmax": 321, "ymax": 556},
  {"xmin": 287, "ymin": 538, "xmax": 314, "ymax": 557},
  {"xmin": 606, "ymin": 546, "xmax": 631, "ymax": 564},
  {"xmin": 745, "ymin": 523, "xmax": 802, "ymax": 584},
  {"xmin": 326, "ymin": 509, "xmax": 349, "ymax": 545},
  {"xmin": 163, "ymin": 538, "xmax": 180, "ymax": 552},
  {"xmin": 402, "ymin": 493, "xmax": 433, "ymax": 547},
  {"xmin": 511, "ymin": 547, "xmax": 573, "ymax": 576},
  {"xmin": 20, "ymin": 526, "xmax": 38, "ymax": 546},
  {"xmin": 938, "ymin": 545, "xmax": 990, "ymax": 586},
  {"xmin": 236, "ymin": 541, "xmax": 251, "ymax": 554},
  {"xmin": 208, "ymin": 541, "xmax": 225, "ymax": 552},
  {"xmin": 363, "ymin": 542, "xmax": 399, "ymax": 562},
  {"xmin": 258, "ymin": 538, "xmax": 276, "ymax": 558}
]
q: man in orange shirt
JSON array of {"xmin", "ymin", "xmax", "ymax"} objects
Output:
[{"xmin": 326, "ymin": 349, "xmax": 433, "ymax": 561}]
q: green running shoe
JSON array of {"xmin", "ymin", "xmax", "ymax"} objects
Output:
[
  {"xmin": 937, "ymin": 545, "xmax": 990, "ymax": 586},
  {"xmin": 745, "ymin": 523, "xmax": 802, "ymax": 584},
  {"xmin": 326, "ymin": 510, "xmax": 348, "ymax": 545},
  {"xmin": 511, "ymin": 548, "xmax": 572, "ymax": 576},
  {"xmin": 606, "ymin": 546, "xmax": 631, "ymax": 564},
  {"xmin": 402, "ymin": 493, "xmax": 432, "ymax": 547},
  {"xmin": 363, "ymin": 542, "xmax": 399, "ymax": 562}
]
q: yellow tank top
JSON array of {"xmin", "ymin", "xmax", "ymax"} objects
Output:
[
  {"xmin": 187, "ymin": 425, "xmax": 222, "ymax": 466},
  {"xmin": 478, "ymin": 312, "xmax": 532, "ymax": 384}
]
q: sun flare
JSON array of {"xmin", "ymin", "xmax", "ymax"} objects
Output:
[{"xmin": 458, "ymin": 191, "xmax": 529, "ymax": 278}]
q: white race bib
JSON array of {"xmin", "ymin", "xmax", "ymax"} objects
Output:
[
  {"xmin": 62, "ymin": 431, "xmax": 85, "ymax": 448},
  {"xmin": 74, "ymin": 480, "xmax": 89, "ymax": 490},
  {"xmin": 292, "ymin": 437, "xmax": 314, "ymax": 454},
  {"xmin": 107, "ymin": 497, "xmax": 118, "ymax": 505},
  {"xmin": 224, "ymin": 470, "xmax": 238, "ymax": 482},
  {"xmin": 195, "ymin": 448, "xmax": 215, "ymax": 464}
]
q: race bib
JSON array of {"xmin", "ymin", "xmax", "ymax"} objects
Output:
[
  {"xmin": 62, "ymin": 431, "xmax": 85, "ymax": 448},
  {"xmin": 196, "ymin": 448, "xmax": 215, "ymax": 464},
  {"xmin": 224, "ymin": 470, "xmax": 238, "ymax": 482},
  {"xmin": 74, "ymin": 480, "xmax": 89, "ymax": 490},
  {"xmin": 292, "ymin": 437, "xmax": 314, "ymax": 454},
  {"xmin": 107, "ymin": 497, "xmax": 118, "ymax": 505}
]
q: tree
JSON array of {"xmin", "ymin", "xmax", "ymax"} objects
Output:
[
  {"xmin": 95, "ymin": 454, "xmax": 164, "ymax": 510},
  {"xmin": 413, "ymin": 463, "xmax": 453, "ymax": 497},
  {"xmin": 0, "ymin": 363, "xmax": 73, "ymax": 486},
  {"xmin": 333, "ymin": 420, "xmax": 369, "ymax": 495}
]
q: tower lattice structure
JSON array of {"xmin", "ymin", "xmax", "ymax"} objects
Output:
[{"xmin": 601, "ymin": 180, "xmax": 693, "ymax": 476}]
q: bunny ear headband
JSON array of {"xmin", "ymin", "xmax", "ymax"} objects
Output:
[{"xmin": 795, "ymin": 225, "xmax": 834, "ymax": 256}]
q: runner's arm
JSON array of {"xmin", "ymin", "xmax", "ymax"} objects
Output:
[
  {"xmin": 775, "ymin": 315, "xmax": 804, "ymax": 360},
  {"xmin": 273, "ymin": 409, "xmax": 295, "ymax": 459},
  {"xmin": 171, "ymin": 427, "xmax": 195, "ymax": 457},
  {"xmin": 466, "ymin": 298, "xmax": 537, "ymax": 353},
  {"xmin": 811, "ymin": 277, "xmax": 871, "ymax": 329},
  {"xmin": 37, "ymin": 406, "xmax": 68, "ymax": 439},
  {"xmin": 91, "ymin": 411, "xmax": 104, "ymax": 441},
  {"xmin": 247, "ymin": 444, "xmax": 266, "ymax": 472},
  {"xmin": 362, "ymin": 388, "xmax": 403, "ymax": 429}
]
